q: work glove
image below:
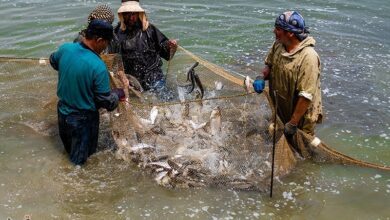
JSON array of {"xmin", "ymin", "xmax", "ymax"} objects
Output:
[
  {"xmin": 284, "ymin": 121, "xmax": 297, "ymax": 137},
  {"xmin": 112, "ymin": 88, "xmax": 126, "ymax": 102},
  {"xmin": 252, "ymin": 76, "xmax": 265, "ymax": 94}
]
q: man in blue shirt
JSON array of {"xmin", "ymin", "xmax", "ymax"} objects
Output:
[{"xmin": 50, "ymin": 19, "xmax": 125, "ymax": 165}]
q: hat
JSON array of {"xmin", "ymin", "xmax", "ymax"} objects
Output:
[
  {"xmin": 275, "ymin": 11, "xmax": 309, "ymax": 34},
  {"xmin": 88, "ymin": 4, "xmax": 115, "ymax": 24},
  {"xmin": 118, "ymin": 0, "xmax": 145, "ymax": 13},
  {"xmin": 86, "ymin": 19, "xmax": 114, "ymax": 40}
]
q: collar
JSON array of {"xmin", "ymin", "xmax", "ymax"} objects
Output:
[{"xmin": 79, "ymin": 41, "xmax": 100, "ymax": 57}]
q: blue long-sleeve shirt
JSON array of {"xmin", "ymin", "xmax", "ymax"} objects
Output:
[{"xmin": 50, "ymin": 42, "xmax": 118, "ymax": 115}]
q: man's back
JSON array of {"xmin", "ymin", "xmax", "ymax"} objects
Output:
[{"xmin": 52, "ymin": 42, "xmax": 110, "ymax": 115}]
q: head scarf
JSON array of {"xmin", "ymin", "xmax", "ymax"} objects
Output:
[
  {"xmin": 87, "ymin": 4, "xmax": 115, "ymax": 24},
  {"xmin": 275, "ymin": 11, "xmax": 309, "ymax": 41}
]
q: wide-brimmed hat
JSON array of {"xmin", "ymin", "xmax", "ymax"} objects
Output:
[{"xmin": 118, "ymin": 0, "xmax": 145, "ymax": 13}]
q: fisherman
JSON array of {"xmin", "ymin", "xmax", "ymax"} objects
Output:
[
  {"xmin": 109, "ymin": 0, "xmax": 178, "ymax": 91},
  {"xmin": 253, "ymin": 11, "xmax": 322, "ymax": 136},
  {"xmin": 50, "ymin": 19, "xmax": 126, "ymax": 165},
  {"xmin": 74, "ymin": 4, "xmax": 115, "ymax": 53}
]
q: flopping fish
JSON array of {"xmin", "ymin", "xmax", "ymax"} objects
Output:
[
  {"xmin": 187, "ymin": 62, "xmax": 199, "ymax": 93},
  {"xmin": 209, "ymin": 106, "xmax": 222, "ymax": 136},
  {"xmin": 178, "ymin": 62, "xmax": 204, "ymax": 99}
]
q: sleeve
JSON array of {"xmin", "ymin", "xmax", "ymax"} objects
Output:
[
  {"xmin": 49, "ymin": 47, "xmax": 62, "ymax": 71},
  {"xmin": 94, "ymin": 68, "xmax": 111, "ymax": 94},
  {"xmin": 93, "ymin": 67, "xmax": 119, "ymax": 111},
  {"xmin": 107, "ymin": 24, "xmax": 122, "ymax": 54},
  {"xmin": 94, "ymin": 92, "xmax": 119, "ymax": 111},
  {"xmin": 296, "ymin": 49, "xmax": 320, "ymax": 101},
  {"xmin": 264, "ymin": 42, "xmax": 277, "ymax": 67},
  {"xmin": 150, "ymin": 25, "xmax": 171, "ymax": 61}
]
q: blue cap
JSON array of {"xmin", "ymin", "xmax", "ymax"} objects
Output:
[{"xmin": 86, "ymin": 19, "xmax": 113, "ymax": 40}]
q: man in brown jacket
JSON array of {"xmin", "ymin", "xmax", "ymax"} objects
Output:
[{"xmin": 254, "ymin": 11, "xmax": 322, "ymax": 136}]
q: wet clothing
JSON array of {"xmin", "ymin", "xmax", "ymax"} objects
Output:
[
  {"xmin": 57, "ymin": 104, "xmax": 99, "ymax": 165},
  {"xmin": 265, "ymin": 37, "xmax": 322, "ymax": 135},
  {"xmin": 109, "ymin": 22, "xmax": 172, "ymax": 90},
  {"xmin": 50, "ymin": 41, "xmax": 119, "ymax": 165}
]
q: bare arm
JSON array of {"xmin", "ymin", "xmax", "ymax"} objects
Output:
[
  {"xmin": 289, "ymin": 96, "xmax": 311, "ymax": 125},
  {"xmin": 261, "ymin": 65, "xmax": 271, "ymax": 80}
]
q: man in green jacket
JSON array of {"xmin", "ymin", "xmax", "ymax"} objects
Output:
[
  {"xmin": 50, "ymin": 20, "xmax": 125, "ymax": 165},
  {"xmin": 253, "ymin": 11, "xmax": 322, "ymax": 136}
]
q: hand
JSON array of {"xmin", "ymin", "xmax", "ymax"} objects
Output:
[
  {"xmin": 252, "ymin": 77, "xmax": 265, "ymax": 94},
  {"xmin": 261, "ymin": 65, "xmax": 271, "ymax": 79},
  {"xmin": 118, "ymin": 70, "xmax": 129, "ymax": 88},
  {"xmin": 168, "ymin": 39, "xmax": 177, "ymax": 58},
  {"xmin": 112, "ymin": 88, "xmax": 126, "ymax": 101},
  {"xmin": 284, "ymin": 121, "xmax": 297, "ymax": 137}
]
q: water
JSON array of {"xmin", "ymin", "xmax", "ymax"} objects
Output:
[{"xmin": 1, "ymin": 0, "xmax": 389, "ymax": 219}]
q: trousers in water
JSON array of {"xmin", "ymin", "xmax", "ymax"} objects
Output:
[{"xmin": 57, "ymin": 102, "xmax": 99, "ymax": 165}]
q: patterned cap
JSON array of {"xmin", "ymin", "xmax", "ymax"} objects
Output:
[
  {"xmin": 87, "ymin": 4, "xmax": 115, "ymax": 24},
  {"xmin": 275, "ymin": 11, "xmax": 309, "ymax": 34}
]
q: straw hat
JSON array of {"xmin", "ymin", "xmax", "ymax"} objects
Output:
[
  {"xmin": 117, "ymin": 0, "xmax": 149, "ymax": 31},
  {"xmin": 118, "ymin": 0, "xmax": 145, "ymax": 13}
]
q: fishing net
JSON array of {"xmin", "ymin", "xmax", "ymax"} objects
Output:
[
  {"xmin": 2, "ymin": 48, "xmax": 388, "ymax": 193},
  {"xmin": 0, "ymin": 57, "xmax": 59, "ymax": 136},
  {"xmin": 101, "ymin": 50, "xmax": 297, "ymax": 191},
  {"xmin": 3, "ymin": 46, "xmax": 389, "ymax": 193}
]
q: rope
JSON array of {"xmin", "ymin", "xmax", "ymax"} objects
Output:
[
  {"xmin": 128, "ymin": 92, "xmax": 257, "ymax": 108},
  {"xmin": 0, "ymin": 56, "xmax": 49, "ymax": 64},
  {"xmin": 178, "ymin": 46, "xmax": 245, "ymax": 86}
]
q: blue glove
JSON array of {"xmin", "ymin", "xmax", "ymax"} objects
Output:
[
  {"xmin": 253, "ymin": 77, "xmax": 265, "ymax": 94},
  {"xmin": 112, "ymin": 88, "xmax": 126, "ymax": 101}
]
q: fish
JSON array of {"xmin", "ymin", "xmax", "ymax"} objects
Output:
[
  {"xmin": 126, "ymin": 72, "xmax": 144, "ymax": 92},
  {"xmin": 178, "ymin": 62, "xmax": 204, "ymax": 99},
  {"xmin": 130, "ymin": 143, "xmax": 155, "ymax": 152},
  {"xmin": 214, "ymin": 81, "xmax": 224, "ymax": 90},
  {"xmin": 139, "ymin": 106, "xmax": 159, "ymax": 126},
  {"xmin": 150, "ymin": 106, "xmax": 158, "ymax": 125},
  {"xmin": 181, "ymin": 103, "xmax": 190, "ymax": 119},
  {"xmin": 186, "ymin": 62, "xmax": 199, "ymax": 92},
  {"xmin": 193, "ymin": 72, "xmax": 204, "ymax": 99},
  {"xmin": 189, "ymin": 120, "xmax": 208, "ymax": 130},
  {"xmin": 209, "ymin": 106, "xmax": 222, "ymax": 136}
]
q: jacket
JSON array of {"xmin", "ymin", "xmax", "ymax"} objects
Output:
[
  {"xmin": 109, "ymin": 22, "xmax": 171, "ymax": 90},
  {"xmin": 265, "ymin": 36, "xmax": 323, "ymax": 125}
]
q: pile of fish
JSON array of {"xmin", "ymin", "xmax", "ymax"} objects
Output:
[{"xmin": 109, "ymin": 90, "xmax": 277, "ymax": 191}]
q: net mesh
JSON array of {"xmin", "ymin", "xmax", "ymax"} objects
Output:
[
  {"xmin": 0, "ymin": 53, "xmax": 298, "ymax": 191},
  {"xmin": 2, "ymin": 48, "xmax": 388, "ymax": 192},
  {"xmin": 102, "ymin": 52, "xmax": 297, "ymax": 190}
]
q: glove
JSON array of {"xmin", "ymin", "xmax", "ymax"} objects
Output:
[
  {"xmin": 252, "ymin": 77, "xmax": 265, "ymax": 94},
  {"xmin": 112, "ymin": 88, "xmax": 126, "ymax": 101},
  {"xmin": 284, "ymin": 121, "xmax": 297, "ymax": 137}
]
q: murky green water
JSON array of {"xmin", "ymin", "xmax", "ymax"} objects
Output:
[{"xmin": 0, "ymin": 0, "xmax": 389, "ymax": 219}]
